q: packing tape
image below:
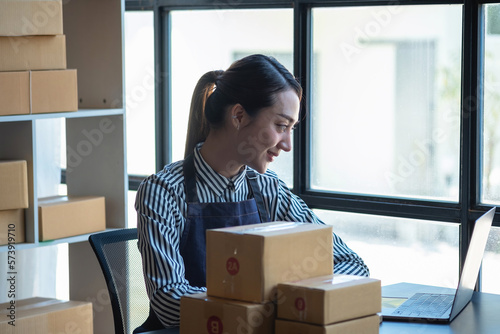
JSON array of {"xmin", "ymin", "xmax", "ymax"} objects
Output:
[
  {"xmin": 329, "ymin": 274, "xmax": 365, "ymax": 284},
  {"xmin": 234, "ymin": 222, "xmax": 304, "ymax": 234},
  {"xmin": 298, "ymin": 274, "xmax": 365, "ymax": 286}
]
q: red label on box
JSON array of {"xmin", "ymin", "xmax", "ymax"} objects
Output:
[
  {"xmin": 226, "ymin": 257, "xmax": 239, "ymax": 275},
  {"xmin": 207, "ymin": 316, "xmax": 223, "ymax": 334},
  {"xmin": 295, "ymin": 297, "xmax": 306, "ymax": 311}
]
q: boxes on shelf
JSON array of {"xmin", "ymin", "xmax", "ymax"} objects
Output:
[
  {"xmin": 275, "ymin": 314, "xmax": 381, "ymax": 334},
  {"xmin": 206, "ymin": 222, "xmax": 334, "ymax": 303},
  {"xmin": 0, "ymin": 160, "xmax": 29, "ymax": 210},
  {"xmin": 180, "ymin": 292, "xmax": 276, "ymax": 334},
  {"xmin": 0, "ymin": 69, "xmax": 78, "ymax": 116},
  {"xmin": 277, "ymin": 274, "xmax": 381, "ymax": 325},
  {"xmin": 0, "ymin": 297, "xmax": 93, "ymax": 334},
  {"xmin": 0, "ymin": 0, "xmax": 63, "ymax": 36},
  {"xmin": 31, "ymin": 69, "xmax": 78, "ymax": 113},
  {"xmin": 0, "ymin": 71, "xmax": 29, "ymax": 115},
  {"xmin": 0, "ymin": 209, "xmax": 25, "ymax": 246},
  {"xmin": 38, "ymin": 195, "xmax": 105, "ymax": 241},
  {"xmin": 0, "ymin": 35, "xmax": 66, "ymax": 72}
]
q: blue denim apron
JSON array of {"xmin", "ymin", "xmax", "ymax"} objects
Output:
[
  {"xmin": 179, "ymin": 154, "xmax": 270, "ymax": 287},
  {"xmin": 136, "ymin": 155, "xmax": 270, "ymax": 333}
]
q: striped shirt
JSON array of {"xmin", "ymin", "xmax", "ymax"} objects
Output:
[{"xmin": 135, "ymin": 144, "xmax": 369, "ymax": 327}]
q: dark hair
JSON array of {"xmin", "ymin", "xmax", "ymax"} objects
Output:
[{"xmin": 184, "ymin": 54, "xmax": 303, "ymax": 157}]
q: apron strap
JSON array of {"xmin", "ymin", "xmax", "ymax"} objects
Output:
[
  {"xmin": 246, "ymin": 169, "xmax": 271, "ymax": 223},
  {"xmin": 183, "ymin": 154, "xmax": 198, "ymax": 203}
]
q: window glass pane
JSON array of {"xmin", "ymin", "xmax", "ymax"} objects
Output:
[
  {"xmin": 171, "ymin": 9, "xmax": 294, "ymax": 187},
  {"xmin": 125, "ymin": 11, "xmax": 156, "ymax": 175},
  {"xmin": 482, "ymin": 226, "xmax": 500, "ymax": 294},
  {"xmin": 311, "ymin": 6, "xmax": 462, "ymax": 200},
  {"xmin": 128, "ymin": 190, "xmax": 137, "ymax": 228},
  {"xmin": 314, "ymin": 210, "xmax": 460, "ymax": 287},
  {"xmin": 35, "ymin": 118, "xmax": 65, "ymax": 196},
  {"xmin": 483, "ymin": 4, "xmax": 500, "ymax": 205}
]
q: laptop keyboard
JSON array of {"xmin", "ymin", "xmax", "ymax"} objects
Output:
[{"xmin": 392, "ymin": 293, "xmax": 455, "ymax": 318}]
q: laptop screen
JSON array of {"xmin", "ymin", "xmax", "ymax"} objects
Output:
[{"xmin": 449, "ymin": 208, "xmax": 496, "ymax": 321}]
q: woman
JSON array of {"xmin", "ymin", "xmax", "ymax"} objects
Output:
[{"xmin": 135, "ymin": 54, "xmax": 369, "ymax": 328}]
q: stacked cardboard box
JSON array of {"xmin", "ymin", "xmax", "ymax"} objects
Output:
[
  {"xmin": 0, "ymin": 161, "xmax": 28, "ymax": 245},
  {"xmin": 0, "ymin": 0, "xmax": 78, "ymax": 116},
  {"xmin": 0, "ymin": 297, "xmax": 93, "ymax": 333},
  {"xmin": 180, "ymin": 222, "xmax": 335, "ymax": 334},
  {"xmin": 276, "ymin": 274, "xmax": 382, "ymax": 333},
  {"xmin": 38, "ymin": 195, "xmax": 106, "ymax": 241},
  {"xmin": 181, "ymin": 292, "xmax": 276, "ymax": 334}
]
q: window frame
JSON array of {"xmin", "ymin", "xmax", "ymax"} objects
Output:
[{"xmin": 124, "ymin": 0, "xmax": 500, "ymax": 291}]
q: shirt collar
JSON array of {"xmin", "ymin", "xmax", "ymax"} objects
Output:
[{"xmin": 193, "ymin": 143, "xmax": 247, "ymax": 197}]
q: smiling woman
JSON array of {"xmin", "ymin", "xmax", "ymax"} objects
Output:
[
  {"xmin": 184, "ymin": 55, "xmax": 302, "ymax": 167},
  {"xmin": 169, "ymin": 9, "xmax": 297, "ymax": 187},
  {"xmin": 199, "ymin": 89, "xmax": 299, "ymax": 175},
  {"xmin": 134, "ymin": 54, "xmax": 369, "ymax": 330},
  {"xmin": 189, "ymin": 58, "xmax": 301, "ymax": 176}
]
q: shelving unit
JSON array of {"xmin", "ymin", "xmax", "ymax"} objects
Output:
[
  {"xmin": 0, "ymin": 109, "xmax": 125, "ymax": 122},
  {"xmin": 0, "ymin": 0, "xmax": 127, "ymax": 332},
  {"xmin": 0, "ymin": 112, "xmax": 127, "ymax": 252}
]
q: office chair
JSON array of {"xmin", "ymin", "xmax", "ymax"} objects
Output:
[{"xmin": 89, "ymin": 228, "xmax": 164, "ymax": 334}]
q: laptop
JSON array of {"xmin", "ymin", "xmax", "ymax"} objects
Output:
[{"xmin": 381, "ymin": 207, "xmax": 496, "ymax": 323}]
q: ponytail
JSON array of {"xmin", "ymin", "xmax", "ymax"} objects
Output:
[{"xmin": 184, "ymin": 70, "xmax": 223, "ymax": 158}]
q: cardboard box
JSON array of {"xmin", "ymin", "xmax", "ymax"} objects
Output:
[
  {"xmin": 38, "ymin": 195, "xmax": 106, "ymax": 241},
  {"xmin": 0, "ymin": 0, "xmax": 63, "ymax": 36},
  {"xmin": 0, "ymin": 297, "xmax": 93, "ymax": 334},
  {"xmin": 180, "ymin": 292, "xmax": 275, "ymax": 334},
  {"xmin": 0, "ymin": 35, "xmax": 66, "ymax": 72},
  {"xmin": 275, "ymin": 315, "xmax": 381, "ymax": 334},
  {"xmin": 0, "ymin": 71, "xmax": 30, "ymax": 115},
  {"xmin": 0, "ymin": 69, "xmax": 78, "ymax": 116},
  {"xmin": 0, "ymin": 160, "xmax": 29, "ymax": 210},
  {"xmin": 277, "ymin": 274, "xmax": 381, "ymax": 325},
  {"xmin": 206, "ymin": 222, "xmax": 334, "ymax": 303},
  {"xmin": 31, "ymin": 69, "xmax": 78, "ymax": 113},
  {"xmin": 0, "ymin": 209, "xmax": 25, "ymax": 246}
]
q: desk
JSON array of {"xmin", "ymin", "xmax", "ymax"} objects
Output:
[
  {"xmin": 144, "ymin": 283, "xmax": 500, "ymax": 334},
  {"xmin": 380, "ymin": 283, "xmax": 500, "ymax": 333}
]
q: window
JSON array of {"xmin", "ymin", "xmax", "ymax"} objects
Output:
[
  {"xmin": 482, "ymin": 226, "xmax": 500, "ymax": 294},
  {"xmin": 124, "ymin": 11, "xmax": 155, "ymax": 227},
  {"xmin": 124, "ymin": 11, "xmax": 156, "ymax": 177},
  {"xmin": 125, "ymin": 0, "xmax": 499, "ymax": 293},
  {"xmin": 311, "ymin": 5, "xmax": 462, "ymax": 200},
  {"xmin": 314, "ymin": 209, "xmax": 459, "ymax": 287},
  {"xmin": 170, "ymin": 8, "xmax": 294, "ymax": 186},
  {"xmin": 483, "ymin": 4, "xmax": 500, "ymax": 205},
  {"xmin": 481, "ymin": 3, "xmax": 500, "ymax": 294}
]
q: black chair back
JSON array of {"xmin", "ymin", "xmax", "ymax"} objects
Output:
[{"xmin": 89, "ymin": 228, "xmax": 163, "ymax": 334}]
